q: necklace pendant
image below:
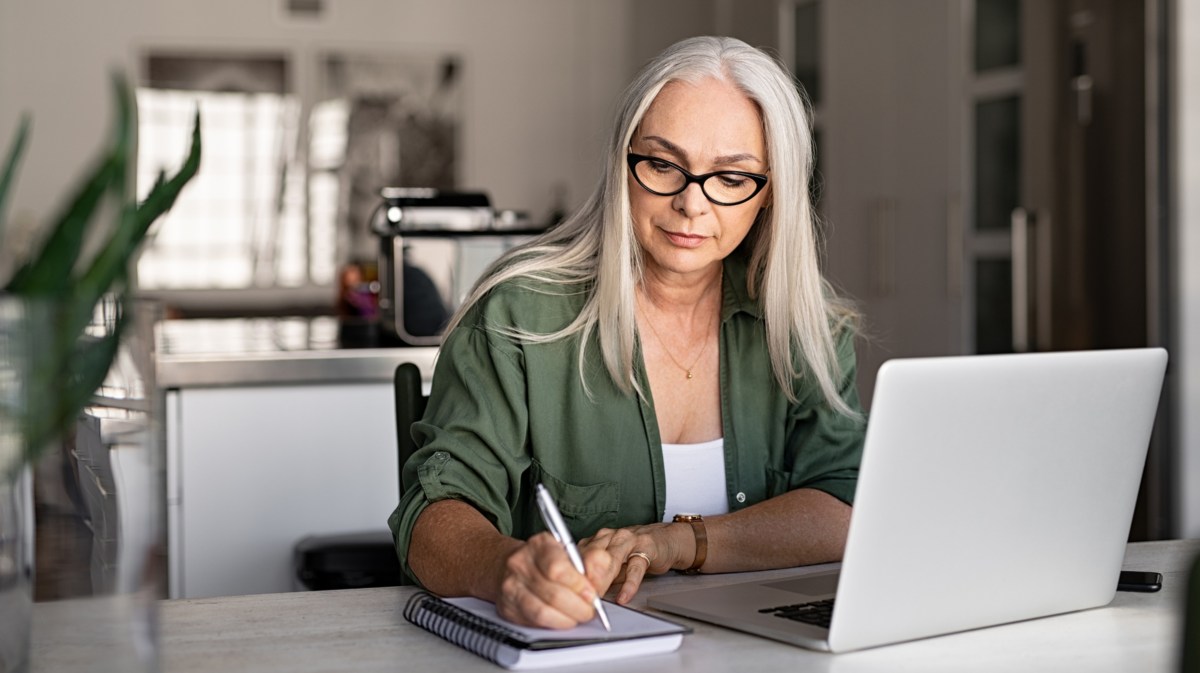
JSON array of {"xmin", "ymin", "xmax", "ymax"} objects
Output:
[{"xmin": 686, "ymin": 370, "xmax": 694, "ymax": 380}]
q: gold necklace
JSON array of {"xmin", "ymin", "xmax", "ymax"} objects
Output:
[{"xmin": 637, "ymin": 304, "xmax": 713, "ymax": 380}]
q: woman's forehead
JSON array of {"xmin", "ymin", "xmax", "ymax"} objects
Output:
[{"xmin": 637, "ymin": 77, "xmax": 766, "ymax": 164}]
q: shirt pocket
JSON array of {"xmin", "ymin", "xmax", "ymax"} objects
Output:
[{"xmin": 530, "ymin": 459, "xmax": 621, "ymax": 539}]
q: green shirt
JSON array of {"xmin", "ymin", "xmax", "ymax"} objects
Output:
[{"xmin": 388, "ymin": 254, "xmax": 866, "ymax": 582}]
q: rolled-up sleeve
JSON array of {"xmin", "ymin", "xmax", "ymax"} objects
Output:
[
  {"xmin": 388, "ymin": 316, "xmax": 530, "ymax": 583},
  {"xmin": 783, "ymin": 329, "xmax": 866, "ymax": 505}
]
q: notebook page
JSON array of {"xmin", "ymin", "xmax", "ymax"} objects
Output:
[{"xmin": 443, "ymin": 596, "xmax": 688, "ymax": 645}]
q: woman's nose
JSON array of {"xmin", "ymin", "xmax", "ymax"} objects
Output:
[{"xmin": 672, "ymin": 182, "xmax": 711, "ymax": 218}]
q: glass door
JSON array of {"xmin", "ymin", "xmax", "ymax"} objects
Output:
[
  {"xmin": 965, "ymin": 0, "xmax": 1149, "ymax": 355},
  {"xmin": 964, "ymin": 0, "xmax": 1023, "ymax": 354}
]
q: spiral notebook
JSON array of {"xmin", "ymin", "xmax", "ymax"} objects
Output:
[{"xmin": 404, "ymin": 591, "xmax": 690, "ymax": 669}]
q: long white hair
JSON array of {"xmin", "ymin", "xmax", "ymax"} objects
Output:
[{"xmin": 444, "ymin": 36, "xmax": 858, "ymax": 416}]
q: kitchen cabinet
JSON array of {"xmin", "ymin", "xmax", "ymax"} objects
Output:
[{"xmin": 160, "ymin": 317, "xmax": 436, "ymax": 598}]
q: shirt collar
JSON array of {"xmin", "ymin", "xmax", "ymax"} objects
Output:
[{"xmin": 721, "ymin": 249, "xmax": 764, "ymax": 322}]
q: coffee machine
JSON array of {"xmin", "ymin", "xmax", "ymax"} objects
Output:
[{"xmin": 371, "ymin": 188, "xmax": 546, "ymax": 346}]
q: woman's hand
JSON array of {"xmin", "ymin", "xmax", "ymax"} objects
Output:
[
  {"xmin": 492, "ymin": 531, "xmax": 619, "ymax": 629},
  {"xmin": 579, "ymin": 522, "xmax": 694, "ymax": 604},
  {"xmin": 491, "ymin": 521, "xmax": 693, "ymax": 626}
]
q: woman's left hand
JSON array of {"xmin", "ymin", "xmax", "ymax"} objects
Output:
[{"xmin": 578, "ymin": 522, "xmax": 693, "ymax": 604}]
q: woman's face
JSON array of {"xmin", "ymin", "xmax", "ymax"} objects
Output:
[{"xmin": 628, "ymin": 77, "xmax": 770, "ymax": 282}]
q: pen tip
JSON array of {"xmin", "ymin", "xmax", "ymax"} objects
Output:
[{"xmin": 596, "ymin": 600, "xmax": 612, "ymax": 632}]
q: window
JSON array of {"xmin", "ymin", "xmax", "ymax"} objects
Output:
[{"xmin": 135, "ymin": 50, "xmax": 461, "ymax": 314}]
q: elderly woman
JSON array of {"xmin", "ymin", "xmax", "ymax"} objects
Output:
[{"xmin": 389, "ymin": 35, "xmax": 865, "ymax": 629}]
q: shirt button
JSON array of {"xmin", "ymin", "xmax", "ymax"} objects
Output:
[{"xmin": 736, "ymin": 492, "xmax": 746, "ymax": 503}]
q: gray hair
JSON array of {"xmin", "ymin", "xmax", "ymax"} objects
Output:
[{"xmin": 444, "ymin": 35, "xmax": 859, "ymax": 416}]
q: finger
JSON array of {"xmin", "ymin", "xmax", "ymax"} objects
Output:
[
  {"xmin": 615, "ymin": 552, "xmax": 653, "ymax": 604},
  {"xmin": 497, "ymin": 580, "xmax": 584, "ymax": 629},
  {"xmin": 578, "ymin": 545, "xmax": 620, "ymax": 594},
  {"xmin": 592, "ymin": 527, "xmax": 639, "ymax": 561},
  {"xmin": 498, "ymin": 536, "xmax": 598, "ymax": 627}
]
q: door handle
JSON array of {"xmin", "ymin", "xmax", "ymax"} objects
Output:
[
  {"xmin": 1011, "ymin": 208, "xmax": 1053, "ymax": 352},
  {"xmin": 870, "ymin": 198, "xmax": 896, "ymax": 298},
  {"xmin": 1072, "ymin": 74, "xmax": 1093, "ymax": 126},
  {"xmin": 1012, "ymin": 208, "xmax": 1032, "ymax": 352}
]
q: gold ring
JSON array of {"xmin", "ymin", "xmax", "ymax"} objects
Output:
[{"xmin": 627, "ymin": 551, "xmax": 652, "ymax": 566}]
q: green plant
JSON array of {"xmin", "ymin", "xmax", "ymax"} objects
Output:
[{"xmin": 0, "ymin": 74, "xmax": 201, "ymax": 476}]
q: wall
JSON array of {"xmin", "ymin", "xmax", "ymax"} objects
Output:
[
  {"xmin": 821, "ymin": 0, "xmax": 961, "ymax": 402},
  {"xmin": 1174, "ymin": 0, "xmax": 1200, "ymax": 538},
  {"xmin": 0, "ymin": 0, "xmax": 633, "ymax": 233}
]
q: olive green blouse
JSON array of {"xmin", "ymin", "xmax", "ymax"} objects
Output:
[{"xmin": 388, "ymin": 253, "xmax": 866, "ymax": 582}]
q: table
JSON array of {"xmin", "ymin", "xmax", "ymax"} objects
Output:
[{"xmin": 32, "ymin": 539, "xmax": 1198, "ymax": 672}]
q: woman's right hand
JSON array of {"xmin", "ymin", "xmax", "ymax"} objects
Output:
[
  {"xmin": 492, "ymin": 531, "xmax": 618, "ymax": 629},
  {"xmin": 409, "ymin": 500, "xmax": 618, "ymax": 629}
]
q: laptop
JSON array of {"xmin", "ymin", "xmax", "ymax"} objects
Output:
[{"xmin": 648, "ymin": 348, "xmax": 1168, "ymax": 653}]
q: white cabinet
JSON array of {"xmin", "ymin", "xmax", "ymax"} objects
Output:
[{"xmin": 166, "ymin": 383, "xmax": 399, "ymax": 598}]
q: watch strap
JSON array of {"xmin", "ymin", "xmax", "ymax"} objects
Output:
[{"xmin": 673, "ymin": 514, "xmax": 707, "ymax": 574}]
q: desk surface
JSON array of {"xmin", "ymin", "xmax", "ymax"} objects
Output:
[{"xmin": 32, "ymin": 539, "xmax": 1198, "ymax": 673}]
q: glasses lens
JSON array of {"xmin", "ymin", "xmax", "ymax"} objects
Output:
[
  {"xmin": 634, "ymin": 158, "xmax": 686, "ymax": 195},
  {"xmin": 703, "ymin": 173, "xmax": 759, "ymax": 205}
]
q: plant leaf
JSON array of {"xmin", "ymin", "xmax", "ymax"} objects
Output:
[
  {"xmin": 76, "ymin": 108, "xmax": 200, "ymax": 314},
  {"xmin": 136, "ymin": 108, "xmax": 201, "ymax": 233},
  {"xmin": 5, "ymin": 156, "xmax": 118, "ymax": 294},
  {"xmin": 7, "ymin": 74, "xmax": 134, "ymax": 296},
  {"xmin": 17, "ymin": 301, "xmax": 128, "ymax": 473},
  {"xmin": 0, "ymin": 114, "xmax": 32, "ymax": 245}
]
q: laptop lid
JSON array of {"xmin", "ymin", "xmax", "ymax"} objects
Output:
[{"xmin": 649, "ymin": 348, "xmax": 1167, "ymax": 653}]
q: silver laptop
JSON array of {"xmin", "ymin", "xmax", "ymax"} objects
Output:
[{"xmin": 648, "ymin": 348, "xmax": 1168, "ymax": 653}]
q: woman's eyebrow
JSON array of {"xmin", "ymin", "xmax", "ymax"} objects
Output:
[{"xmin": 641, "ymin": 135, "xmax": 762, "ymax": 168}]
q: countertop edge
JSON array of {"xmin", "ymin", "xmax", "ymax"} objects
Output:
[{"xmin": 157, "ymin": 347, "xmax": 440, "ymax": 388}]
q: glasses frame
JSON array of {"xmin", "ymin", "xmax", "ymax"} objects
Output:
[{"xmin": 626, "ymin": 152, "xmax": 769, "ymax": 206}]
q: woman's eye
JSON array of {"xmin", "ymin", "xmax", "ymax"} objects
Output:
[
  {"xmin": 717, "ymin": 174, "xmax": 749, "ymax": 189},
  {"xmin": 648, "ymin": 159, "xmax": 675, "ymax": 174}
]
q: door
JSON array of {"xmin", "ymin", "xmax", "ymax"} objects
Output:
[
  {"xmin": 967, "ymin": 0, "xmax": 1147, "ymax": 354},
  {"xmin": 966, "ymin": 0, "xmax": 1162, "ymax": 538}
]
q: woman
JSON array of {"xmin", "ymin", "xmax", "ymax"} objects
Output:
[{"xmin": 388, "ymin": 35, "xmax": 865, "ymax": 629}]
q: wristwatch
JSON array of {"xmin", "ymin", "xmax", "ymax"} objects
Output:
[{"xmin": 672, "ymin": 513, "xmax": 707, "ymax": 574}]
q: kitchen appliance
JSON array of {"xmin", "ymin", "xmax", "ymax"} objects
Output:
[{"xmin": 371, "ymin": 188, "xmax": 547, "ymax": 346}]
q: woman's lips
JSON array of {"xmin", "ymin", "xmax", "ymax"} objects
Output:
[{"xmin": 662, "ymin": 230, "xmax": 708, "ymax": 248}]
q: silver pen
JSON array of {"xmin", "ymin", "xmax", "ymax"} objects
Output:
[{"xmin": 534, "ymin": 482, "xmax": 613, "ymax": 631}]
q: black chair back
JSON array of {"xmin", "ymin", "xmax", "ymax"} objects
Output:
[{"xmin": 394, "ymin": 362, "xmax": 429, "ymax": 500}]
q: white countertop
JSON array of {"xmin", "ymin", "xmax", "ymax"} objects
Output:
[
  {"xmin": 30, "ymin": 539, "xmax": 1200, "ymax": 673},
  {"xmin": 155, "ymin": 317, "xmax": 438, "ymax": 387}
]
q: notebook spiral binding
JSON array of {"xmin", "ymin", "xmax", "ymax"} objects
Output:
[{"xmin": 404, "ymin": 591, "xmax": 526, "ymax": 664}]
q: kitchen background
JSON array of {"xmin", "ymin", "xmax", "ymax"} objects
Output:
[{"xmin": 1, "ymin": 0, "xmax": 1197, "ymax": 598}]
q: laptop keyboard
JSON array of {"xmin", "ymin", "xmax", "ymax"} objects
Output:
[{"xmin": 759, "ymin": 598, "xmax": 835, "ymax": 628}]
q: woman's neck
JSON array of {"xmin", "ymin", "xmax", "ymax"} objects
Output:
[{"xmin": 638, "ymin": 263, "xmax": 723, "ymax": 317}]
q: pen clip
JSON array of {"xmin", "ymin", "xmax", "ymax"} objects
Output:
[
  {"xmin": 536, "ymin": 503, "xmax": 564, "ymax": 544},
  {"xmin": 535, "ymin": 483, "xmax": 569, "ymax": 544}
]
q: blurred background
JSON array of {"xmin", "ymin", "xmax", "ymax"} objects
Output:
[{"xmin": 1, "ymin": 0, "xmax": 1196, "ymax": 598}]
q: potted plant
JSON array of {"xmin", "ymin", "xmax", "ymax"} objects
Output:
[{"xmin": 0, "ymin": 74, "xmax": 200, "ymax": 673}]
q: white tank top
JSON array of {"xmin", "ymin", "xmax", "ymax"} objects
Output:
[{"xmin": 660, "ymin": 437, "xmax": 730, "ymax": 522}]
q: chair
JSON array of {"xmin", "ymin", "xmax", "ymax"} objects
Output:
[
  {"xmin": 293, "ymin": 362, "xmax": 428, "ymax": 590},
  {"xmin": 393, "ymin": 362, "xmax": 429, "ymax": 499}
]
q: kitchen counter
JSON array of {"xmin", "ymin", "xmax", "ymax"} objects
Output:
[
  {"xmin": 156, "ymin": 317, "xmax": 438, "ymax": 388},
  {"xmin": 156, "ymin": 316, "xmax": 437, "ymax": 598}
]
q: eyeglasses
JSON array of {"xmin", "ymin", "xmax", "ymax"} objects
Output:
[{"xmin": 626, "ymin": 152, "xmax": 769, "ymax": 206}]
